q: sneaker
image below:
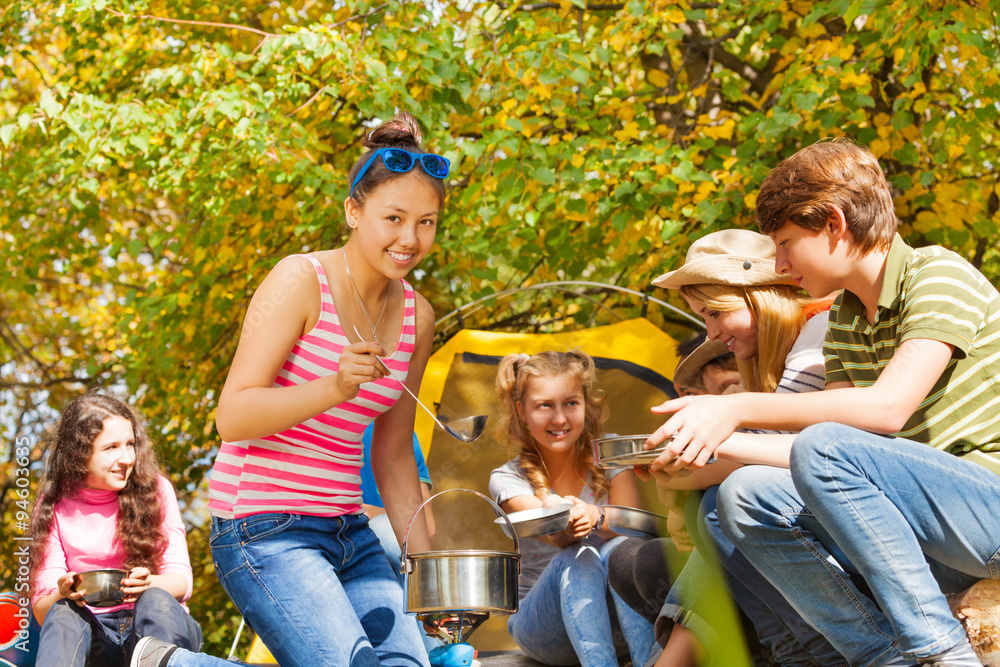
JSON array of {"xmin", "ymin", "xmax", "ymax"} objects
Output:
[{"xmin": 131, "ymin": 636, "xmax": 179, "ymax": 667}]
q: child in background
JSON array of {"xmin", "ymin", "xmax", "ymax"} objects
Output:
[
  {"xmin": 674, "ymin": 339, "xmax": 741, "ymax": 397},
  {"xmin": 29, "ymin": 392, "xmax": 244, "ymax": 667},
  {"xmin": 670, "ymin": 333, "xmax": 709, "ymax": 398},
  {"xmin": 605, "ymin": 338, "xmax": 734, "ymax": 625},
  {"xmin": 489, "ymin": 351, "xmax": 654, "ymax": 667},
  {"xmin": 359, "ymin": 423, "xmax": 435, "ymax": 571}
]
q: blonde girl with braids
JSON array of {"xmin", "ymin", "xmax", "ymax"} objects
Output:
[{"xmin": 488, "ymin": 351, "xmax": 655, "ymax": 667}]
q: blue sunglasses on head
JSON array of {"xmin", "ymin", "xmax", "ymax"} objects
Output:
[{"xmin": 349, "ymin": 148, "xmax": 451, "ymax": 197}]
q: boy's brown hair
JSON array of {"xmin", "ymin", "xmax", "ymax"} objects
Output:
[{"xmin": 755, "ymin": 139, "xmax": 898, "ymax": 252}]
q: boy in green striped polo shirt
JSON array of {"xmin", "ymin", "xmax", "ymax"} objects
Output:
[{"xmin": 646, "ymin": 140, "xmax": 999, "ymax": 666}]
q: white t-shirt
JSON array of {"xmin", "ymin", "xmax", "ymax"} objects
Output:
[
  {"xmin": 745, "ymin": 310, "xmax": 829, "ymax": 435},
  {"xmin": 775, "ymin": 310, "xmax": 829, "ymax": 394},
  {"xmin": 489, "ymin": 457, "xmax": 625, "ymax": 600}
]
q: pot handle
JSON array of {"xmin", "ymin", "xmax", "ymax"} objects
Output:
[{"xmin": 400, "ymin": 488, "xmax": 520, "ymax": 573}]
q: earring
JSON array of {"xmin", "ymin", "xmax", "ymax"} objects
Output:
[{"xmin": 347, "ymin": 218, "xmax": 357, "ymax": 228}]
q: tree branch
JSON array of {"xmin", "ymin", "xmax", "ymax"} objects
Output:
[
  {"xmin": 103, "ymin": 7, "xmax": 277, "ymax": 38},
  {"xmin": 0, "ymin": 376, "xmax": 86, "ymax": 389},
  {"xmin": 681, "ymin": 21, "xmax": 771, "ymax": 96}
]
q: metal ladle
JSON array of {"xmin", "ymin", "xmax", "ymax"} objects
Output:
[{"xmin": 353, "ymin": 326, "xmax": 487, "ymax": 442}]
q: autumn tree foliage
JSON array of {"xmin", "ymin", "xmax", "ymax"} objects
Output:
[{"xmin": 2, "ymin": 0, "xmax": 998, "ymax": 653}]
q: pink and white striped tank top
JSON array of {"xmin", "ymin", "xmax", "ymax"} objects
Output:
[{"xmin": 207, "ymin": 255, "xmax": 417, "ymax": 520}]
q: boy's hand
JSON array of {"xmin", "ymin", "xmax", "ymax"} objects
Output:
[
  {"xmin": 646, "ymin": 394, "xmax": 740, "ymax": 471},
  {"xmin": 633, "ymin": 465, "xmax": 690, "ymax": 484},
  {"xmin": 644, "ymin": 396, "xmax": 692, "ymax": 448}
]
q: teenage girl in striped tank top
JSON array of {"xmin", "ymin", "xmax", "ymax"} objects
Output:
[{"xmin": 195, "ymin": 112, "xmax": 447, "ymax": 667}]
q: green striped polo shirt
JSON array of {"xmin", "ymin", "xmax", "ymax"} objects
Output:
[{"xmin": 824, "ymin": 235, "xmax": 1000, "ymax": 476}]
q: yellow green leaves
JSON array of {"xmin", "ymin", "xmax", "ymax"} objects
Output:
[{"xmin": 2, "ymin": 3, "xmax": 998, "ymax": 654}]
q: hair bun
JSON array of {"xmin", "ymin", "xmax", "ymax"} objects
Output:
[{"xmin": 363, "ymin": 111, "xmax": 423, "ymax": 151}]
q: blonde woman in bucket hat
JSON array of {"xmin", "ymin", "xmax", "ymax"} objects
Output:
[
  {"xmin": 652, "ymin": 229, "xmax": 832, "ymax": 397},
  {"xmin": 618, "ymin": 229, "xmax": 845, "ymax": 667}
]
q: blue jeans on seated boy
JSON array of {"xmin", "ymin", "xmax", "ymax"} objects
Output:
[
  {"xmin": 684, "ymin": 485, "xmax": 846, "ymax": 666},
  {"xmin": 36, "ymin": 586, "xmax": 202, "ymax": 667},
  {"xmin": 508, "ymin": 536, "xmax": 654, "ymax": 667},
  {"xmin": 718, "ymin": 423, "xmax": 1000, "ymax": 667},
  {"xmin": 209, "ymin": 512, "xmax": 430, "ymax": 667}
]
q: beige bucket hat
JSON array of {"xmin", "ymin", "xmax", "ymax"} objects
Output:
[
  {"xmin": 652, "ymin": 229, "xmax": 797, "ymax": 290},
  {"xmin": 673, "ymin": 339, "xmax": 733, "ymax": 393}
]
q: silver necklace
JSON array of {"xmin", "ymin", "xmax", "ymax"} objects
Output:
[{"xmin": 342, "ymin": 247, "xmax": 389, "ymax": 342}]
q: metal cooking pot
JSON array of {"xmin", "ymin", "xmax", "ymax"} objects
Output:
[
  {"xmin": 405, "ymin": 549, "xmax": 519, "ymax": 614},
  {"xmin": 402, "ymin": 489, "xmax": 520, "ymax": 616}
]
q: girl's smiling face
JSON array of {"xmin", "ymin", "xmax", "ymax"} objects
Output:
[
  {"xmin": 345, "ymin": 171, "xmax": 439, "ymax": 280},
  {"xmin": 683, "ymin": 293, "xmax": 759, "ymax": 361},
  {"xmin": 84, "ymin": 416, "xmax": 136, "ymax": 491},
  {"xmin": 518, "ymin": 373, "xmax": 586, "ymax": 456}
]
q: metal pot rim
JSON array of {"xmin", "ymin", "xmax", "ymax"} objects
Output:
[{"xmin": 407, "ymin": 549, "xmax": 519, "ymax": 559}]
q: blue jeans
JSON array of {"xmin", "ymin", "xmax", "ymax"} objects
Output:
[
  {"xmin": 508, "ymin": 536, "xmax": 654, "ymax": 667},
  {"xmin": 718, "ymin": 423, "xmax": 1000, "ymax": 667},
  {"xmin": 35, "ymin": 587, "xmax": 202, "ymax": 667},
  {"xmin": 209, "ymin": 512, "xmax": 430, "ymax": 667},
  {"xmin": 695, "ymin": 485, "xmax": 845, "ymax": 666},
  {"xmin": 368, "ymin": 512, "xmax": 441, "ymax": 656}
]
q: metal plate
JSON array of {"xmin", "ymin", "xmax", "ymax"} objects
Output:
[
  {"xmin": 604, "ymin": 506, "xmax": 670, "ymax": 538},
  {"xmin": 593, "ymin": 434, "xmax": 674, "ymax": 469},
  {"xmin": 494, "ymin": 504, "xmax": 572, "ymax": 538},
  {"xmin": 76, "ymin": 569, "xmax": 127, "ymax": 607}
]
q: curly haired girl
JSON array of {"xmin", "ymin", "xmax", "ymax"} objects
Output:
[{"xmin": 29, "ymin": 392, "xmax": 200, "ymax": 666}]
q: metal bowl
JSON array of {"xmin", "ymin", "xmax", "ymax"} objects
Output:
[
  {"xmin": 76, "ymin": 569, "xmax": 127, "ymax": 607},
  {"xmin": 605, "ymin": 506, "xmax": 670, "ymax": 538},
  {"xmin": 493, "ymin": 504, "xmax": 573, "ymax": 538},
  {"xmin": 593, "ymin": 434, "xmax": 673, "ymax": 469}
]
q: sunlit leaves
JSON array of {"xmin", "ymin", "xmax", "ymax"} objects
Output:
[{"xmin": 2, "ymin": 0, "xmax": 999, "ymax": 652}]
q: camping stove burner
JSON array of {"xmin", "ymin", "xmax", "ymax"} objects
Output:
[{"xmin": 419, "ymin": 610, "xmax": 491, "ymax": 644}]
